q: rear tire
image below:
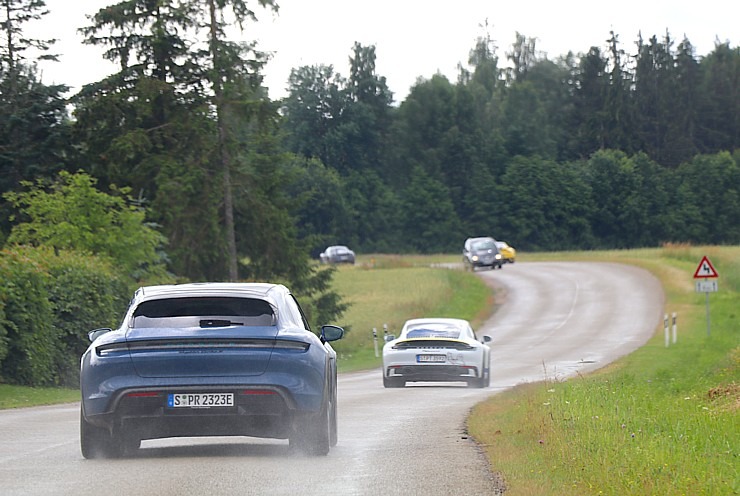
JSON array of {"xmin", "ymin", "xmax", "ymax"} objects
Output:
[
  {"xmin": 469, "ymin": 367, "xmax": 489, "ymax": 388},
  {"xmin": 290, "ymin": 403, "xmax": 331, "ymax": 456},
  {"xmin": 383, "ymin": 376, "xmax": 405, "ymax": 388},
  {"xmin": 468, "ymin": 377, "xmax": 486, "ymax": 388},
  {"xmin": 469, "ymin": 362, "xmax": 490, "ymax": 388},
  {"xmin": 81, "ymin": 409, "xmax": 140, "ymax": 459},
  {"xmin": 80, "ymin": 411, "xmax": 122, "ymax": 459}
]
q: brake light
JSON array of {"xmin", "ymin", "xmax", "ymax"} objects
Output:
[{"xmin": 126, "ymin": 392, "xmax": 160, "ymax": 398}]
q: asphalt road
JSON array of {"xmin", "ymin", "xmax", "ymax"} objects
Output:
[{"xmin": 0, "ymin": 262, "xmax": 663, "ymax": 496}]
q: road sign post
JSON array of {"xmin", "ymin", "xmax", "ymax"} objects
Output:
[{"xmin": 693, "ymin": 256, "xmax": 719, "ymax": 336}]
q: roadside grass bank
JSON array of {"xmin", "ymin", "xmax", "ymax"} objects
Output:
[
  {"xmin": 468, "ymin": 245, "xmax": 739, "ymax": 496},
  {"xmin": 0, "ymin": 384, "xmax": 79, "ymax": 409},
  {"xmin": 330, "ymin": 256, "xmax": 492, "ymax": 372}
]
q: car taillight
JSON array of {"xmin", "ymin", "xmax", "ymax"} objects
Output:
[
  {"xmin": 272, "ymin": 340, "xmax": 310, "ymax": 352},
  {"xmin": 126, "ymin": 392, "xmax": 160, "ymax": 398},
  {"xmin": 96, "ymin": 342, "xmax": 129, "ymax": 356}
]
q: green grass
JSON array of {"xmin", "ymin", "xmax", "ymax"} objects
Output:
[
  {"xmin": 0, "ymin": 384, "xmax": 79, "ymax": 409},
  {"xmin": 468, "ymin": 245, "xmax": 739, "ymax": 496}
]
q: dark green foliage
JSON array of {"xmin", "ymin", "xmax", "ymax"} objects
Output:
[
  {"xmin": 696, "ymin": 43, "xmax": 739, "ymax": 154},
  {"xmin": 0, "ymin": 246, "xmax": 128, "ymax": 386},
  {"xmin": 289, "ymin": 265, "xmax": 350, "ymax": 333},
  {"xmin": 571, "ymin": 47, "xmax": 609, "ymax": 156},
  {"xmin": 4, "ymin": 171, "xmax": 170, "ymax": 284},
  {"xmin": 343, "ymin": 170, "xmax": 404, "ymax": 253},
  {"xmin": 401, "ymin": 166, "xmax": 462, "ymax": 253},
  {"xmin": 0, "ymin": 67, "xmax": 69, "ymax": 194},
  {"xmin": 498, "ymin": 156, "xmax": 595, "ymax": 250},
  {"xmin": 41, "ymin": 249, "xmax": 129, "ymax": 386},
  {"xmin": 278, "ymin": 36, "xmax": 738, "ymax": 255},
  {"xmin": 0, "ymin": 247, "xmax": 56, "ymax": 386},
  {"xmin": 673, "ymin": 152, "xmax": 740, "ymax": 244},
  {"xmin": 501, "ymin": 82, "xmax": 556, "ymax": 158}
]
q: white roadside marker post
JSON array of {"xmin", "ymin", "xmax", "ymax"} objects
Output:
[{"xmin": 664, "ymin": 314, "xmax": 670, "ymax": 347}]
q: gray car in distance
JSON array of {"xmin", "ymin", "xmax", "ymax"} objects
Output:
[
  {"xmin": 462, "ymin": 237, "xmax": 503, "ymax": 270},
  {"xmin": 319, "ymin": 245, "xmax": 356, "ymax": 265}
]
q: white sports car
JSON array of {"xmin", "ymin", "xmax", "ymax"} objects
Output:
[{"xmin": 382, "ymin": 318, "xmax": 491, "ymax": 388}]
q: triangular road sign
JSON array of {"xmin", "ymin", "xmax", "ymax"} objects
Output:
[{"xmin": 693, "ymin": 256, "xmax": 719, "ymax": 278}]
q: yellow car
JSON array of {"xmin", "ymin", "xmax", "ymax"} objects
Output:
[{"xmin": 495, "ymin": 241, "xmax": 516, "ymax": 263}]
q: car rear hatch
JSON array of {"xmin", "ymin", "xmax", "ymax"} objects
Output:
[{"xmin": 125, "ymin": 325, "xmax": 279, "ymax": 378}]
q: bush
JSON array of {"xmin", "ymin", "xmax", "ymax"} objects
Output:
[
  {"xmin": 0, "ymin": 248, "xmax": 56, "ymax": 385},
  {"xmin": 41, "ymin": 249, "xmax": 131, "ymax": 386},
  {"xmin": 0, "ymin": 246, "xmax": 130, "ymax": 386}
]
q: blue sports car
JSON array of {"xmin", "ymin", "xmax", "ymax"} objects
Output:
[{"xmin": 80, "ymin": 282, "xmax": 344, "ymax": 458}]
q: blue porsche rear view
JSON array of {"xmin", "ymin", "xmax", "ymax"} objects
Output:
[{"xmin": 80, "ymin": 283, "xmax": 344, "ymax": 458}]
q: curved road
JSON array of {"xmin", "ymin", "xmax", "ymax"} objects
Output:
[{"xmin": 0, "ymin": 262, "xmax": 663, "ymax": 495}]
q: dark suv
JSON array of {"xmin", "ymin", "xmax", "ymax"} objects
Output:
[{"xmin": 462, "ymin": 237, "xmax": 503, "ymax": 271}]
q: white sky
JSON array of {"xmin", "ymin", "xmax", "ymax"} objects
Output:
[{"xmin": 31, "ymin": 0, "xmax": 738, "ymax": 103}]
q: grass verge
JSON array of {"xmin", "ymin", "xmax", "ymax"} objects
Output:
[
  {"xmin": 468, "ymin": 245, "xmax": 739, "ymax": 495},
  {"xmin": 0, "ymin": 384, "xmax": 79, "ymax": 409}
]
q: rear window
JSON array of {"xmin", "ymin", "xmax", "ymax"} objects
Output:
[
  {"xmin": 132, "ymin": 297, "xmax": 275, "ymax": 328},
  {"xmin": 405, "ymin": 325, "xmax": 461, "ymax": 339}
]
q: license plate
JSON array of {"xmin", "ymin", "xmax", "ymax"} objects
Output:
[
  {"xmin": 167, "ymin": 393, "xmax": 234, "ymax": 408},
  {"xmin": 417, "ymin": 354, "xmax": 446, "ymax": 363}
]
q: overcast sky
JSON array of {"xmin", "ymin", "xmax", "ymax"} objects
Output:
[{"xmin": 32, "ymin": 0, "xmax": 738, "ymax": 102}]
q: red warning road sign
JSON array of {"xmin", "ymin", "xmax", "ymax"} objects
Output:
[{"xmin": 693, "ymin": 256, "xmax": 719, "ymax": 279}]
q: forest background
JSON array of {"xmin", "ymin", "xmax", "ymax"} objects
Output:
[{"xmin": 0, "ymin": 0, "xmax": 737, "ymax": 386}]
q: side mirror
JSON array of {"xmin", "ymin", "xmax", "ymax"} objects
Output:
[
  {"xmin": 482, "ymin": 335, "xmax": 492, "ymax": 343},
  {"xmin": 384, "ymin": 335, "xmax": 396, "ymax": 343},
  {"xmin": 88, "ymin": 328, "xmax": 112, "ymax": 342},
  {"xmin": 320, "ymin": 325, "xmax": 344, "ymax": 343}
]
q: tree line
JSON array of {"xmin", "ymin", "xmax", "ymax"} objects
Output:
[
  {"xmin": 0, "ymin": 2, "xmax": 738, "ymax": 386},
  {"xmin": 3, "ymin": 1, "xmax": 738, "ymax": 265},
  {"xmin": 281, "ymin": 35, "xmax": 739, "ymax": 253}
]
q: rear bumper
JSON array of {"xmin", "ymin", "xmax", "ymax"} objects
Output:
[
  {"xmin": 385, "ymin": 364, "xmax": 481, "ymax": 382},
  {"xmin": 83, "ymin": 385, "xmax": 305, "ymax": 440}
]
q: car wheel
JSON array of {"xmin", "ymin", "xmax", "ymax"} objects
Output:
[
  {"xmin": 80, "ymin": 411, "xmax": 123, "ymax": 459},
  {"xmin": 291, "ymin": 403, "xmax": 331, "ymax": 456},
  {"xmin": 468, "ymin": 366, "xmax": 488, "ymax": 388},
  {"xmin": 468, "ymin": 377, "xmax": 486, "ymax": 388},
  {"xmin": 383, "ymin": 375, "xmax": 405, "ymax": 388}
]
